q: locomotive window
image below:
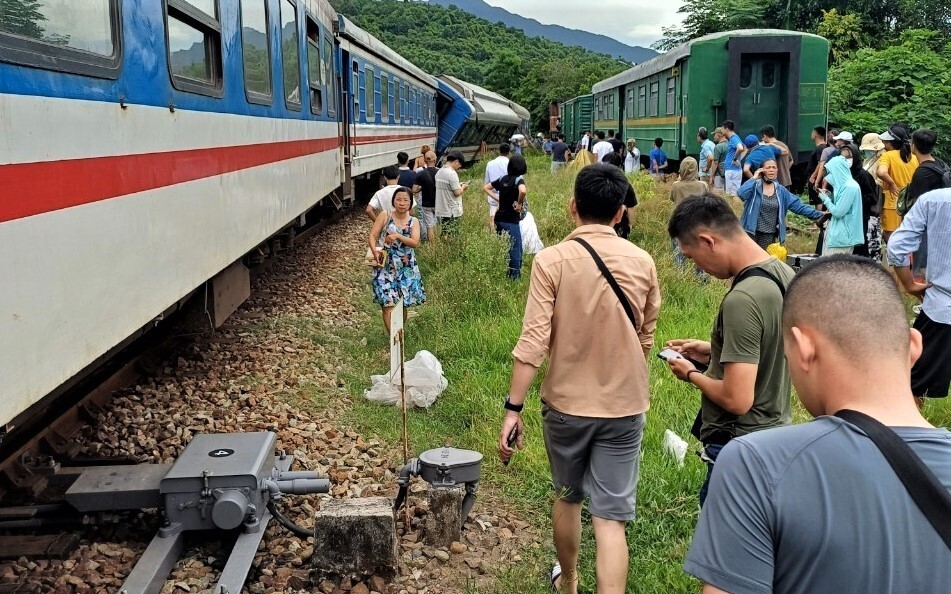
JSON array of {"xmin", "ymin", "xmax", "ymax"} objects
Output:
[
  {"xmin": 381, "ymin": 74, "xmax": 390, "ymax": 119},
  {"xmin": 740, "ymin": 62, "xmax": 752, "ymax": 88},
  {"xmin": 240, "ymin": 0, "xmax": 271, "ymax": 103},
  {"xmin": 638, "ymin": 86, "xmax": 646, "ymax": 117},
  {"xmin": 666, "ymin": 77, "xmax": 676, "ymax": 115},
  {"xmin": 322, "ymin": 35, "xmax": 335, "ymax": 115},
  {"xmin": 649, "ymin": 82, "xmax": 659, "ymax": 117},
  {"xmin": 762, "ymin": 62, "xmax": 776, "ymax": 88},
  {"xmin": 280, "ymin": 0, "xmax": 301, "ymax": 110},
  {"xmin": 306, "ymin": 18, "xmax": 322, "ymax": 115}
]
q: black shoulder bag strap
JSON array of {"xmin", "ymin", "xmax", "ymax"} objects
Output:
[
  {"xmin": 835, "ymin": 409, "xmax": 951, "ymax": 549},
  {"xmin": 572, "ymin": 237, "xmax": 638, "ymax": 331}
]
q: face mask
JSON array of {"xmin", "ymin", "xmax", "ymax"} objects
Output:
[
  {"xmin": 763, "ymin": 178, "xmax": 774, "ymax": 185},
  {"xmin": 845, "ymin": 158, "xmax": 854, "ymax": 167}
]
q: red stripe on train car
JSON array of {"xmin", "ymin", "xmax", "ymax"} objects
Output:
[{"xmin": 0, "ymin": 138, "xmax": 342, "ymax": 224}]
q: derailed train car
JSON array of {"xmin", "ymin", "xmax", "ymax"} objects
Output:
[{"xmin": 0, "ymin": 0, "xmax": 522, "ymax": 432}]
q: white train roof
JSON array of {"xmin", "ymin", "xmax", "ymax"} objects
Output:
[
  {"xmin": 592, "ymin": 29, "xmax": 827, "ymax": 93},
  {"xmin": 438, "ymin": 75, "xmax": 525, "ymax": 125},
  {"xmin": 336, "ymin": 15, "xmax": 437, "ymax": 88}
]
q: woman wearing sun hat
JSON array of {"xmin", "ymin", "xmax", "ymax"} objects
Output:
[
  {"xmin": 859, "ymin": 133, "xmax": 886, "ymax": 259},
  {"xmin": 876, "ymin": 125, "xmax": 918, "ymax": 241}
]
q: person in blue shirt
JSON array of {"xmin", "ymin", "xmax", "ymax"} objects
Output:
[
  {"xmin": 721, "ymin": 120, "xmax": 747, "ymax": 195},
  {"xmin": 819, "ymin": 156, "xmax": 864, "ymax": 255},
  {"xmin": 738, "ymin": 159, "xmax": 825, "ymax": 248},
  {"xmin": 697, "ymin": 127, "xmax": 716, "ymax": 183},
  {"xmin": 650, "ymin": 138, "xmax": 668, "ymax": 178},
  {"xmin": 743, "ymin": 135, "xmax": 788, "ymax": 180}
]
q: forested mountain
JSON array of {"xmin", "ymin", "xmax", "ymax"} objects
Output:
[
  {"xmin": 421, "ymin": 0, "xmax": 658, "ymax": 64},
  {"xmin": 330, "ymin": 0, "xmax": 630, "ymax": 130}
]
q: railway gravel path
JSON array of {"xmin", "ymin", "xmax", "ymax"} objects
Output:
[{"xmin": 2, "ymin": 211, "xmax": 537, "ymax": 594}]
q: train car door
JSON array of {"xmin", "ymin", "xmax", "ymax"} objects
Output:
[{"xmin": 738, "ymin": 56, "xmax": 785, "ymax": 138}]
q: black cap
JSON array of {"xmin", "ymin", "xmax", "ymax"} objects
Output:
[{"xmin": 445, "ymin": 150, "xmax": 465, "ymax": 163}]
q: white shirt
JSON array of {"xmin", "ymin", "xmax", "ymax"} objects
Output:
[
  {"xmin": 435, "ymin": 166, "xmax": 463, "ymax": 218},
  {"xmin": 485, "ymin": 155, "xmax": 509, "ymax": 184},
  {"xmin": 593, "ymin": 141, "xmax": 614, "ymax": 162},
  {"xmin": 369, "ymin": 184, "xmax": 399, "ymax": 213},
  {"xmin": 580, "ymin": 134, "xmax": 590, "ymax": 150},
  {"xmin": 624, "ymin": 148, "xmax": 640, "ymax": 173}
]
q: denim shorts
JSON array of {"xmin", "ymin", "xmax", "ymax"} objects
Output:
[{"xmin": 541, "ymin": 402, "xmax": 646, "ymax": 521}]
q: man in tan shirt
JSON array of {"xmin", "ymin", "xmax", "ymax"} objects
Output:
[{"xmin": 498, "ymin": 164, "xmax": 660, "ymax": 594}]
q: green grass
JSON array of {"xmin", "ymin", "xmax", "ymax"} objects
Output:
[{"xmin": 317, "ymin": 153, "xmax": 950, "ymax": 594}]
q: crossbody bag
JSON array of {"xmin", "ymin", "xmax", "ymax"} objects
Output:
[
  {"xmin": 572, "ymin": 238, "xmax": 637, "ymax": 331},
  {"xmin": 835, "ymin": 409, "xmax": 951, "ymax": 549}
]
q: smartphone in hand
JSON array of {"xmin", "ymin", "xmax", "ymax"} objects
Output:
[
  {"xmin": 502, "ymin": 425, "xmax": 520, "ymax": 466},
  {"xmin": 657, "ymin": 348, "xmax": 683, "ymax": 361}
]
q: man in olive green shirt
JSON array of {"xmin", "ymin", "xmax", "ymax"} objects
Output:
[{"xmin": 663, "ymin": 193, "xmax": 795, "ymax": 505}]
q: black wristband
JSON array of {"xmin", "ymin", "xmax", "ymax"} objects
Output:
[{"xmin": 503, "ymin": 397, "xmax": 523, "ymax": 413}]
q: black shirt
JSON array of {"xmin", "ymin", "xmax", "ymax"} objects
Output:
[
  {"xmin": 907, "ymin": 159, "xmax": 948, "ymax": 202},
  {"xmin": 552, "ymin": 141, "xmax": 570, "ymax": 162},
  {"xmin": 398, "ymin": 168, "xmax": 417, "ymax": 189},
  {"xmin": 491, "ymin": 175, "xmax": 525, "ymax": 224},
  {"xmin": 415, "ymin": 166, "xmax": 438, "ymax": 208},
  {"xmin": 609, "ymin": 138, "xmax": 624, "ymax": 154}
]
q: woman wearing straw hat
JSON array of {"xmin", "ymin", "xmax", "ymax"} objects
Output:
[
  {"xmin": 875, "ymin": 125, "xmax": 918, "ymax": 241},
  {"xmin": 860, "ymin": 133, "xmax": 886, "ymax": 259}
]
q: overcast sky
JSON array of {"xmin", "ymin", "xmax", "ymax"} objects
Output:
[{"xmin": 482, "ymin": 0, "xmax": 684, "ymax": 49}]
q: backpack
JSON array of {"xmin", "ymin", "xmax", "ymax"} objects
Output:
[{"xmin": 897, "ymin": 160, "xmax": 951, "ymax": 216}]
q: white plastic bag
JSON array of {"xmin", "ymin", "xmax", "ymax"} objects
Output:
[
  {"xmin": 364, "ymin": 350, "xmax": 448, "ymax": 408},
  {"xmin": 663, "ymin": 429, "xmax": 689, "ymax": 467}
]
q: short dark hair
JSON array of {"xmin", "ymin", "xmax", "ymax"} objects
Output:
[
  {"xmin": 912, "ymin": 128, "xmax": 937, "ymax": 156},
  {"xmin": 558, "ymin": 134, "xmax": 565, "ymax": 140},
  {"xmin": 784, "ymin": 256, "xmax": 910, "ymax": 362},
  {"xmin": 654, "ymin": 137, "xmax": 663, "ymax": 147},
  {"xmin": 391, "ymin": 186, "xmax": 414, "ymax": 209},
  {"xmin": 499, "ymin": 143, "xmax": 511, "ymax": 155},
  {"xmin": 596, "ymin": 130, "xmax": 606, "ymax": 140},
  {"xmin": 507, "ymin": 154, "xmax": 527, "ymax": 176},
  {"xmin": 761, "ymin": 125, "xmax": 776, "ymax": 138},
  {"xmin": 601, "ymin": 152, "xmax": 623, "ymax": 168},
  {"xmin": 574, "ymin": 164, "xmax": 629, "ymax": 225},
  {"xmin": 608, "ymin": 129, "xmax": 615, "ymax": 137},
  {"xmin": 721, "ymin": 120, "xmax": 735, "ymax": 131},
  {"xmin": 813, "ymin": 125, "xmax": 826, "ymax": 138},
  {"xmin": 667, "ymin": 193, "xmax": 743, "ymax": 242},
  {"xmin": 397, "ymin": 152, "xmax": 409, "ymax": 166},
  {"xmin": 697, "ymin": 127, "xmax": 708, "ymax": 140},
  {"xmin": 614, "ymin": 131, "xmax": 622, "ymax": 140},
  {"xmin": 383, "ymin": 165, "xmax": 400, "ymax": 180}
]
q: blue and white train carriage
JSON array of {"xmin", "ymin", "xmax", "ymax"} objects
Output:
[{"xmin": 0, "ymin": 0, "xmax": 455, "ymax": 432}]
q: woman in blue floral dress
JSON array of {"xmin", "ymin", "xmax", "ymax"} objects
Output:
[{"xmin": 369, "ymin": 186, "xmax": 426, "ymax": 332}]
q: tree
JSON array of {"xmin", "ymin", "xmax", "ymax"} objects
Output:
[
  {"xmin": 829, "ymin": 29, "xmax": 951, "ymax": 158},
  {"xmin": 816, "ymin": 9, "xmax": 866, "ymax": 64},
  {"xmin": 0, "ymin": 0, "xmax": 46, "ymax": 39},
  {"xmin": 653, "ymin": 0, "xmax": 768, "ymax": 51}
]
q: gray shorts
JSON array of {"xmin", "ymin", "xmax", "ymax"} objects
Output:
[
  {"xmin": 551, "ymin": 161, "xmax": 566, "ymax": 173},
  {"xmin": 541, "ymin": 402, "xmax": 645, "ymax": 521}
]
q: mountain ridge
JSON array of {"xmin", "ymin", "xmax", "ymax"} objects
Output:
[{"xmin": 419, "ymin": 0, "xmax": 658, "ymax": 64}]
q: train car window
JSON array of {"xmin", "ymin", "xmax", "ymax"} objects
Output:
[
  {"xmin": 240, "ymin": 0, "xmax": 271, "ymax": 103},
  {"xmin": 366, "ymin": 66, "xmax": 376, "ymax": 120},
  {"xmin": 740, "ymin": 63, "xmax": 752, "ymax": 88},
  {"xmin": 395, "ymin": 81, "xmax": 402, "ymax": 120},
  {"xmin": 305, "ymin": 18, "xmax": 322, "ymax": 115},
  {"xmin": 322, "ymin": 34, "xmax": 335, "ymax": 115},
  {"xmin": 0, "ymin": 0, "xmax": 121, "ymax": 78},
  {"xmin": 594, "ymin": 97, "xmax": 601, "ymax": 121},
  {"xmin": 280, "ymin": 0, "xmax": 301, "ymax": 110},
  {"xmin": 352, "ymin": 64, "xmax": 359, "ymax": 122},
  {"xmin": 381, "ymin": 74, "xmax": 390, "ymax": 120},
  {"xmin": 166, "ymin": 0, "xmax": 223, "ymax": 97},
  {"xmin": 762, "ymin": 62, "xmax": 776, "ymax": 88},
  {"xmin": 627, "ymin": 89, "xmax": 635, "ymax": 118},
  {"xmin": 649, "ymin": 82, "xmax": 659, "ymax": 117},
  {"xmin": 638, "ymin": 86, "xmax": 646, "ymax": 117},
  {"xmin": 666, "ymin": 77, "xmax": 676, "ymax": 115}
]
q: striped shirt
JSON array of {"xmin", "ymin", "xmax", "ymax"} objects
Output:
[{"xmin": 887, "ymin": 188, "xmax": 951, "ymax": 324}]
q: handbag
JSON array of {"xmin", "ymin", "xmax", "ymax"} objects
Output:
[
  {"xmin": 834, "ymin": 409, "xmax": 951, "ymax": 549},
  {"xmin": 364, "ymin": 223, "xmax": 389, "ymax": 268}
]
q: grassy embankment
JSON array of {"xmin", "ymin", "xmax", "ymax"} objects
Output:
[{"xmin": 327, "ymin": 153, "xmax": 951, "ymax": 593}]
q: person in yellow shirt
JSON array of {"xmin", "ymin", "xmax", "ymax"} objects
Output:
[{"xmin": 876, "ymin": 125, "xmax": 919, "ymax": 241}]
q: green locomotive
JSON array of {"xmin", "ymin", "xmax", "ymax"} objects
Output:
[
  {"xmin": 580, "ymin": 29, "xmax": 829, "ymax": 179},
  {"xmin": 560, "ymin": 94, "xmax": 593, "ymax": 148}
]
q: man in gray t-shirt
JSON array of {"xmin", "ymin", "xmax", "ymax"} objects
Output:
[{"xmin": 685, "ymin": 256, "xmax": 951, "ymax": 594}]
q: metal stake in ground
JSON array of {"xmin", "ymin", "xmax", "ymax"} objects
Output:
[{"xmin": 389, "ymin": 300, "xmax": 411, "ymax": 529}]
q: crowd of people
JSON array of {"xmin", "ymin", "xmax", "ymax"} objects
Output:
[{"xmin": 492, "ymin": 132, "xmax": 949, "ymax": 591}]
